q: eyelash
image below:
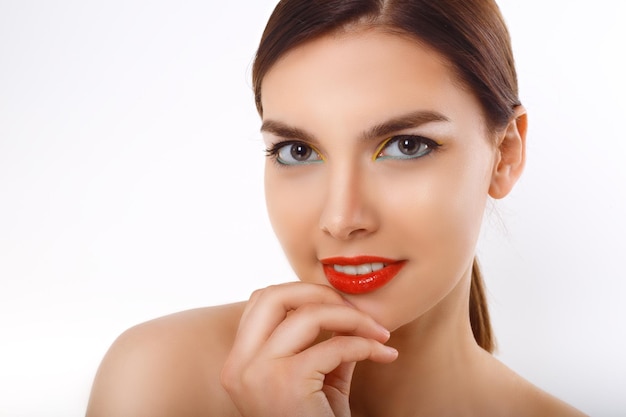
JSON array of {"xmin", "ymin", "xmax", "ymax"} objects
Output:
[
  {"xmin": 264, "ymin": 140, "xmax": 323, "ymax": 166},
  {"xmin": 264, "ymin": 135, "xmax": 441, "ymax": 165},
  {"xmin": 264, "ymin": 142, "xmax": 282, "ymax": 159},
  {"xmin": 375, "ymin": 134, "xmax": 441, "ymax": 161}
]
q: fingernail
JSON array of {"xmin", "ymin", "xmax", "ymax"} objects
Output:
[
  {"xmin": 377, "ymin": 323, "xmax": 391, "ymax": 339},
  {"xmin": 385, "ymin": 345, "xmax": 398, "ymax": 357}
]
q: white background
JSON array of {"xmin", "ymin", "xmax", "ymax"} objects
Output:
[{"xmin": 1, "ymin": 1, "xmax": 624, "ymax": 416}]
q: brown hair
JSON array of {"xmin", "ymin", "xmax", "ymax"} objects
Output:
[{"xmin": 252, "ymin": 0, "xmax": 522, "ymax": 353}]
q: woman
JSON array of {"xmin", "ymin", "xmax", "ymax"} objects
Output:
[{"xmin": 86, "ymin": 0, "xmax": 586, "ymax": 415}]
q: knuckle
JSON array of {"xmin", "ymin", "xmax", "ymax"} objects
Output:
[
  {"xmin": 248, "ymin": 288, "xmax": 264, "ymax": 302},
  {"xmin": 294, "ymin": 302, "xmax": 320, "ymax": 316},
  {"xmin": 252, "ymin": 284, "xmax": 280, "ymax": 304}
]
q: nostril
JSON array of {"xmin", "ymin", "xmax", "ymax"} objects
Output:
[
  {"xmin": 318, "ymin": 170, "xmax": 378, "ymax": 239},
  {"xmin": 320, "ymin": 216, "xmax": 372, "ymax": 240}
]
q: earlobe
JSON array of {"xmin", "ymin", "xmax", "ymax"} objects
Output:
[{"xmin": 488, "ymin": 106, "xmax": 527, "ymax": 199}]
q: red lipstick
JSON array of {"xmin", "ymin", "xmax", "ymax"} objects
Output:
[{"xmin": 320, "ymin": 256, "xmax": 406, "ymax": 295}]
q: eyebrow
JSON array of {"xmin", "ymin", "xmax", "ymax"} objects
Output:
[
  {"xmin": 365, "ymin": 110, "xmax": 449, "ymax": 141},
  {"xmin": 260, "ymin": 110, "xmax": 450, "ymax": 144}
]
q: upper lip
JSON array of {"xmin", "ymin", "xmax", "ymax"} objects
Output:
[{"xmin": 320, "ymin": 255, "xmax": 401, "ymax": 266}]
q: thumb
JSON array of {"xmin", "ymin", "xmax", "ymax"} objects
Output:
[{"xmin": 322, "ymin": 361, "xmax": 357, "ymax": 416}]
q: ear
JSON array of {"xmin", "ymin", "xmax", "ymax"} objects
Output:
[{"xmin": 488, "ymin": 105, "xmax": 527, "ymax": 199}]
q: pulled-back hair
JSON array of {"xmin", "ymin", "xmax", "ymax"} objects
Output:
[{"xmin": 252, "ymin": 0, "xmax": 522, "ymax": 353}]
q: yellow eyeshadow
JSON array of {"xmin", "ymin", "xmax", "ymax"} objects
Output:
[
  {"xmin": 313, "ymin": 145, "xmax": 326, "ymax": 162},
  {"xmin": 372, "ymin": 137, "xmax": 392, "ymax": 161}
]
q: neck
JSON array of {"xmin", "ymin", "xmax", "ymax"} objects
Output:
[{"xmin": 349, "ymin": 267, "xmax": 491, "ymax": 417}]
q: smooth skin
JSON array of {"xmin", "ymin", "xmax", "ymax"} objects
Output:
[{"xmin": 86, "ymin": 29, "xmax": 586, "ymax": 417}]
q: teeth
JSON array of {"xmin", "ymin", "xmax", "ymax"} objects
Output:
[
  {"xmin": 356, "ymin": 264, "xmax": 372, "ymax": 275},
  {"xmin": 333, "ymin": 262, "xmax": 386, "ymax": 275},
  {"xmin": 371, "ymin": 262, "xmax": 384, "ymax": 272}
]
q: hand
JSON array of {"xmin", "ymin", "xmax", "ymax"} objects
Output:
[{"xmin": 220, "ymin": 282, "xmax": 398, "ymax": 417}]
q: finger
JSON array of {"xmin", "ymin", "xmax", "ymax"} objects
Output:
[
  {"xmin": 323, "ymin": 361, "xmax": 357, "ymax": 414},
  {"xmin": 231, "ymin": 283, "xmax": 350, "ymax": 362},
  {"xmin": 300, "ymin": 335, "xmax": 398, "ymax": 376},
  {"xmin": 322, "ymin": 362, "xmax": 356, "ymax": 416},
  {"xmin": 263, "ymin": 303, "xmax": 390, "ymax": 356},
  {"xmin": 323, "ymin": 360, "xmax": 356, "ymax": 395}
]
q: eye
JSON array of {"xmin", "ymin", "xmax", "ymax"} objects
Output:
[
  {"xmin": 266, "ymin": 141, "xmax": 323, "ymax": 165},
  {"xmin": 375, "ymin": 135, "xmax": 439, "ymax": 161}
]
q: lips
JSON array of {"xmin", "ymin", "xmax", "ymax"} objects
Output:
[{"xmin": 321, "ymin": 256, "xmax": 406, "ymax": 294}]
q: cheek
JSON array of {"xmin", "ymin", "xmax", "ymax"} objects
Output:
[
  {"xmin": 382, "ymin": 156, "xmax": 491, "ymax": 267},
  {"xmin": 361, "ymin": 163, "xmax": 491, "ymax": 329},
  {"xmin": 264, "ymin": 166, "xmax": 321, "ymax": 273}
]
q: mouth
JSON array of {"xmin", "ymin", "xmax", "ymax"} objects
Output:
[{"xmin": 320, "ymin": 255, "xmax": 406, "ymax": 295}]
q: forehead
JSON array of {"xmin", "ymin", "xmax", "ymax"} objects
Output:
[{"xmin": 260, "ymin": 29, "xmax": 484, "ymax": 134}]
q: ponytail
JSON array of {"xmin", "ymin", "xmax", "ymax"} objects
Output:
[{"xmin": 469, "ymin": 257, "xmax": 495, "ymax": 353}]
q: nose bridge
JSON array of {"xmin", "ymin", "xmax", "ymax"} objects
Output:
[{"xmin": 319, "ymin": 159, "xmax": 375, "ymax": 239}]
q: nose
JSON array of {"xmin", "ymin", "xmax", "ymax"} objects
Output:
[{"xmin": 318, "ymin": 163, "xmax": 378, "ymax": 240}]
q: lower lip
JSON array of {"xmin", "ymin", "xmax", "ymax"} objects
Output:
[{"xmin": 322, "ymin": 261, "xmax": 406, "ymax": 295}]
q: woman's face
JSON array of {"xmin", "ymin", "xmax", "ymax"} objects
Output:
[{"xmin": 261, "ymin": 30, "xmax": 499, "ymax": 330}]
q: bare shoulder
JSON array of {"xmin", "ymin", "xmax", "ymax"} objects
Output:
[
  {"xmin": 86, "ymin": 302, "xmax": 246, "ymax": 417},
  {"xmin": 484, "ymin": 354, "xmax": 588, "ymax": 417},
  {"xmin": 524, "ymin": 385, "xmax": 588, "ymax": 417}
]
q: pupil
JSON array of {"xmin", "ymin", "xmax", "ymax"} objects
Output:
[
  {"xmin": 400, "ymin": 137, "xmax": 418, "ymax": 155},
  {"xmin": 291, "ymin": 144, "xmax": 311, "ymax": 160}
]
